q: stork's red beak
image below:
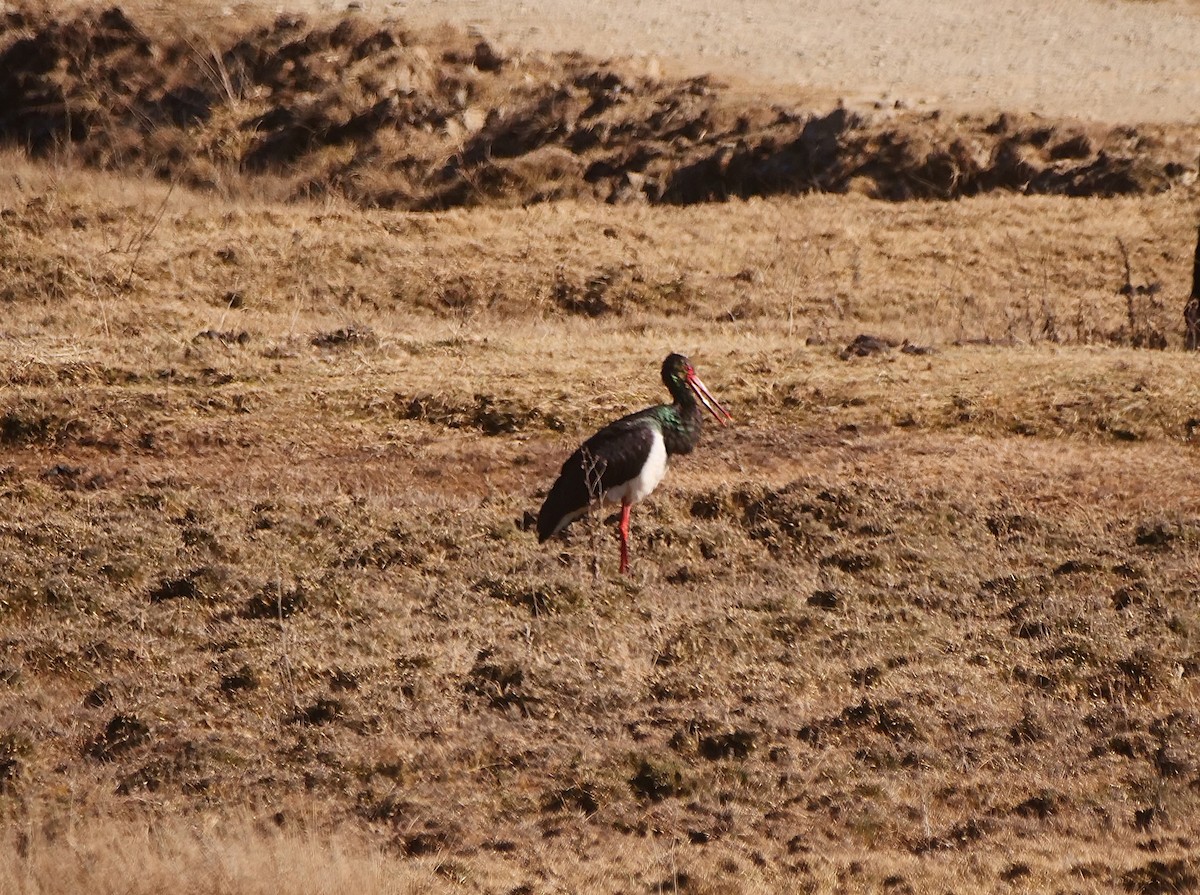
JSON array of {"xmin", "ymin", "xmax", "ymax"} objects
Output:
[{"xmin": 687, "ymin": 370, "xmax": 733, "ymax": 425}]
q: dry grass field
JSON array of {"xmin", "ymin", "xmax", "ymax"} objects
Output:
[{"xmin": 3, "ymin": 4, "xmax": 1200, "ymax": 894}]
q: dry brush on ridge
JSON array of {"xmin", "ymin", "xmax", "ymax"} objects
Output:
[{"xmin": 0, "ymin": 4, "xmax": 1195, "ymax": 210}]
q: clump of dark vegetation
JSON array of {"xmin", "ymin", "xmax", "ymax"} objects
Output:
[
  {"xmin": 463, "ymin": 648, "xmax": 536, "ymax": 716},
  {"xmin": 86, "ymin": 714, "xmax": 150, "ymax": 762},
  {"xmin": 244, "ymin": 581, "xmax": 307, "ymax": 619},
  {"xmin": 1123, "ymin": 858, "xmax": 1199, "ymax": 895},
  {"xmin": 0, "ymin": 398, "xmax": 88, "ymax": 446},
  {"xmin": 473, "ymin": 574, "xmax": 578, "ymax": 615},
  {"xmin": 195, "ymin": 329, "xmax": 251, "ymax": 347},
  {"xmin": 311, "ymin": 326, "xmax": 376, "ymax": 350},
  {"xmin": 398, "ymin": 391, "xmax": 564, "ymax": 435},
  {"xmin": 148, "ymin": 574, "xmax": 200, "ymax": 603},
  {"xmin": 629, "ymin": 754, "xmax": 690, "ymax": 801},
  {"xmin": 839, "ymin": 333, "xmax": 898, "ymax": 359},
  {"xmin": 0, "ymin": 733, "xmax": 27, "ymax": 793}
]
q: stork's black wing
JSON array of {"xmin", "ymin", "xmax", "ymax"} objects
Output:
[{"xmin": 536, "ymin": 410, "xmax": 659, "ymax": 542}]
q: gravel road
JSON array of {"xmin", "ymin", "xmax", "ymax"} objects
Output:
[{"xmin": 354, "ymin": 0, "xmax": 1200, "ymax": 123}]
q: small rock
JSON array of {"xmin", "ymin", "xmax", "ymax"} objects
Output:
[{"xmin": 839, "ymin": 333, "xmax": 897, "ymax": 359}]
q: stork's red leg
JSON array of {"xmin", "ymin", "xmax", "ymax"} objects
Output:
[{"xmin": 618, "ymin": 499, "xmax": 632, "ymax": 575}]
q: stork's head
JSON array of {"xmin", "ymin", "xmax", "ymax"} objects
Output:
[{"xmin": 661, "ymin": 353, "xmax": 732, "ymax": 425}]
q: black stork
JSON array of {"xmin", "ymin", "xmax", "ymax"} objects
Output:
[{"xmin": 536, "ymin": 353, "xmax": 732, "ymax": 574}]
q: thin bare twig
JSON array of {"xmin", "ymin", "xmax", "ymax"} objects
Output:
[
  {"xmin": 580, "ymin": 446, "xmax": 607, "ymax": 582},
  {"xmin": 124, "ymin": 180, "xmax": 176, "ymax": 290},
  {"xmin": 275, "ymin": 574, "xmax": 299, "ymax": 718}
]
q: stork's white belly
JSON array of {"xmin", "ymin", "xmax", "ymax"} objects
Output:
[{"xmin": 605, "ymin": 428, "xmax": 668, "ymax": 506}]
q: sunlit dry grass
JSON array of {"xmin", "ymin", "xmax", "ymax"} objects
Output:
[{"xmin": 2, "ymin": 137, "xmax": 1200, "ymax": 895}]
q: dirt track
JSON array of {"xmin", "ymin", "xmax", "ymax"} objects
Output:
[{"xmin": 336, "ymin": 0, "xmax": 1200, "ymax": 124}]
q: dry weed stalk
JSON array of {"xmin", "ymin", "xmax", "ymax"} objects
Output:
[
  {"xmin": 579, "ymin": 445, "xmax": 607, "ymax": 581},
  {"xmin": 274, "ymin": 571, "xmax": 299, "ymax": 718},
  {"xmin": 1003, "ymin": 232, "xmax": 1059, "ymax": 344},
  {"xmin": 119, "ymin": 180, "xmax": 176, "ymax": 290}
]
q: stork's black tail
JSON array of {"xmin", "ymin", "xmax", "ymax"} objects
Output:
[
  {"xmin": 536, "ymin": 448, "xmax": 605, "ymax": 542},
  {"xmin": 1192, "ymin": 223, "xmax": 1200, "ymax": 300},
  {"xmin": 536, "ymin": 471, "xmax": 584, "ymax": 542}
]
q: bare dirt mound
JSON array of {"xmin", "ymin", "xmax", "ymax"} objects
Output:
[{"xmin": 0, "ymin": 6, "xmax": 1195, "ymax": 209}]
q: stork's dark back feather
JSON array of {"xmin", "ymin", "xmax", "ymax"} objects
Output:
[{"xmin": 536, "ymin": 412, "xmax": 657, "ymax": 542}]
